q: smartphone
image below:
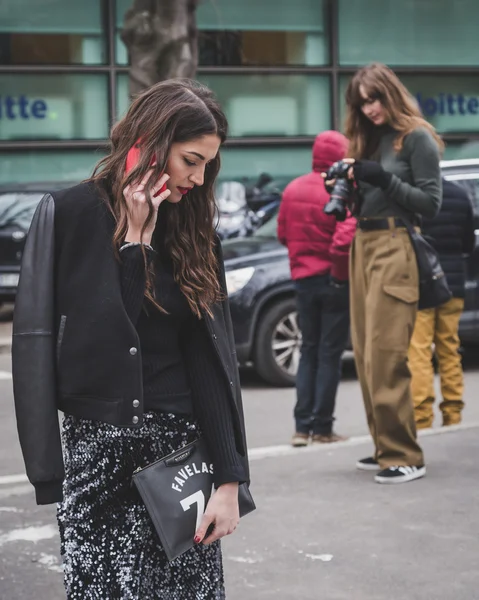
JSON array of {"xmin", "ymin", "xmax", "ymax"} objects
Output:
[{"xmin": 125, "ymin": 140, "xmax": 167, "ymax": 197}]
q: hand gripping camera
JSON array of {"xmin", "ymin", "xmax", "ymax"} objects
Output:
[{"xmin": 323, "ymin": 160, "xmax": 358, "ymax": 221}]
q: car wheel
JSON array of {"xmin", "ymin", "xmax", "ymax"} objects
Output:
[{"xmin": 253, "ymin": 297, "xmax": 301, "ymax": 387}]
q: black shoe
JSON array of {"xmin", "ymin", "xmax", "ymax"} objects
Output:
[
  {"xmin": 356, "ymin": 457, "xmax": 380, "ymax": 471},
  {"xmin": 375, "ymin": 465, "xmax": 426, "ymax": 484}
]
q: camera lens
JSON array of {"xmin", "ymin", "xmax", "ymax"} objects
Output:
[{"xmin": 323, "ymin": 179, "xmax": 351, "ymax": 221}]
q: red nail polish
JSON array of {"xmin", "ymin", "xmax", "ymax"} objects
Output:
[{"xmin": 194, "ymin": 536, "xmax": 201, "ymax": 544}]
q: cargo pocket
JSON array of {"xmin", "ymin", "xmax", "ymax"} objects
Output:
[
  {"xmin": 378, "ymin": 285, "xmax": 419, "ymax": 351},
  {"xmin": 383, "ymin": 285, "xmax": 419, "ymax": 305}
]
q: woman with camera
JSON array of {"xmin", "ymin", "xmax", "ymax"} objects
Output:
[{"xmin": 325, "ymin": 62, "xmax": 443, "ymax": 484}]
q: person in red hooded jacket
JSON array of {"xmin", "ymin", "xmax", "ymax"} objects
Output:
[{"xmin": 278, "ymin": 130, "xmax": 356, "ymax": 447}]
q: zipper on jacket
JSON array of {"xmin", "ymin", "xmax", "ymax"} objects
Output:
[{"xmin": 56, "ymin": 315, "xmax": 67, "ymax": 363}]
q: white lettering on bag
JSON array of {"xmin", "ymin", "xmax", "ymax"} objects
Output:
[
  {"xmin": 171, "ymin": 461, "xmax": 214, "ymax": 492},
  {"xmin": 180, "ymin": 491, "xmax": 205, "ymax": 532},
  {"xmin": 180, "ymin": 484, "xmax": 216, "ymax": 531}
]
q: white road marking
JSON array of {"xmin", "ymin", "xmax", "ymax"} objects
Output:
[
  {"xmin": 1, "ymin": 421, "xmax": 478, "ymax": 490},
  {"xmin": 0, "ymin": 474, "xmax": 28, "ymax": 485},
  {"xmin": 0, "ymin": 485, "xmax": 32, "ymax": 499},
  {"xmin": 0, "ymin": 506, "xmax": 22, "ymax": 513},
  {"xmin": 0, "ymin": 370, "xmax": 12, "ymax": 379},
  {"xmin": 0, "ymin": 524, "xmax": 57, "ymax": 546},
  {"xmin": 37, "ymin": 553, "xmax": 63, "ymax": 574},
  {"xmin": 248, "ymin": 421, "xmax": 479, "ymax": 461},
  {"xmin": 298, "ymin": 549, "xmax": 334, "ymax": 561},
  {"xmin": 228, "ymin": 556, "xmax": 261, "ymax": 564},
  {"xmin": 308, "ymin": 554, "xmax": 333, "ymax": 562}
]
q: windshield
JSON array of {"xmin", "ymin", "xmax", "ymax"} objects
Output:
[
  {"xmin": 253, "ymin": 212, "xmax": 279, "ymax": 238},
  {"xmin": 0, "ymin": 193, "xmax": 44, "ymax": 231}
]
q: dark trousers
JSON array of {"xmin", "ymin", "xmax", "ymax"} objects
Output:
[{"xmin": 294, "ymin": 274, "xmax": 350, "ymax": 435}]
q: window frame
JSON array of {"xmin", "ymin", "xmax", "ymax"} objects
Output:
[{"xmin": 0, "ymin": 0, "xmax": 478, "ymax": 156}]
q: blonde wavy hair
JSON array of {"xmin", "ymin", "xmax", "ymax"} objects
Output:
[{"xmin": 344, "ymin": 62, "xmax": 444, "ymax": 159}]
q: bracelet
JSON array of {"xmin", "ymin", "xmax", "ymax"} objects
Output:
[{"xmin": 120, "ymin": 241, "xmax": 155, "ymax": 252}]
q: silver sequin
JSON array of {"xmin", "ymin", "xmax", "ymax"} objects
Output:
[{"xmin": 57, "ymin": 412, "xmax": 225, "ymax": 599}]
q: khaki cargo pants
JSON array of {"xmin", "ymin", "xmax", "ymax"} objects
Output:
[
  {"xmin": 408, "ymin": 297, "xmax": 465, "ymax": 429},
  {"xmin": 350, "ymin": 221, "xmax": 424, "ymax": 467}
]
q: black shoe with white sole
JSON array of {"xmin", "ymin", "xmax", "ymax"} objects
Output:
[
  {"xmin": 375, "ymin": 465, "xmax": 426, "ymax": 484},
  {"xmin": 356, "ymin": 457, "xmax": 380, "ymax": 471}
]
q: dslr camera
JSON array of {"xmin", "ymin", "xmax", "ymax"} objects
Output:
[{"xmin": 323, "ymin": 160, "xmax": 355, "ymax": 222}]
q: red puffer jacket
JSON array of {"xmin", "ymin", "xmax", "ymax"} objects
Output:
[{"xmin": 277, "ymin": 130, "xmax": 357, "ymax": 281}]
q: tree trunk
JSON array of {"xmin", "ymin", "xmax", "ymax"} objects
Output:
[{"xmin": 121, "ymin": 0, "xmax": 199, "ymax": 98}]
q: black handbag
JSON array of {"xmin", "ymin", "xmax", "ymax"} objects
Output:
[
  {"xmin": 401, "ymin": 218, "xmax": 452, "ymax": 310},
  {"xmin": 132, "ymin": 437, "xmax": 256, "ymax": 561}
]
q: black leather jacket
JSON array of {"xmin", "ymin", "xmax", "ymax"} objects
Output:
[{"xmin": 12, "ymin": 181, "xmax": 249, "ymax": 505}]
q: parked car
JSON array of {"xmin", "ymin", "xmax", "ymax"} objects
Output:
[
  {"xmin": 223, "ymin": 159, "xmax": 479, "ymax": 387},
  {"xmin": 0, "ymin": 182, "xmax": 78, "ymax": 306}
]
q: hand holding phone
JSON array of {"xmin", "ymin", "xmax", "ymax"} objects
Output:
[
  {"xmin": 125, "ymin": 139, "xmax": 168, "ymax": 197},
  {"xmin": 123, "ymin": 139, "xmax": 171, "ymax": 244}
]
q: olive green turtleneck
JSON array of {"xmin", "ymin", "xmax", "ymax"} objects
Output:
[{"xmin": 359, "ymin": 126, "xmax": 442, "ymax": 220}]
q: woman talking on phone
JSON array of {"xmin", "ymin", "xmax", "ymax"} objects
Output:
[
  {"xmin": 325, "ymin": 63, "xmax": 443, "ymax": 484},
  {"xmin": 12, "ymin": 79, "xmax": 250, "ymax": 598}
]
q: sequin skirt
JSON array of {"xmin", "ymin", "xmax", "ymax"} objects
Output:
[{"xmin": 57, "ymin": 412, "xmax": 225, "ymax": 600}]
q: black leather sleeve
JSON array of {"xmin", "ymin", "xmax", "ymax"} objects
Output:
[{"xmin": 12, "ymin": 194, "xmax": 64, "ymax": 505}]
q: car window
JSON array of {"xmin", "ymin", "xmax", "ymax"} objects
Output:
[
  {"xmin": 443, "ymin": 173, "xmax": 479, "ymax": 212},
  {"xmin": 0, "ymin": 193, "xmax": 44, "ymax": 231}
]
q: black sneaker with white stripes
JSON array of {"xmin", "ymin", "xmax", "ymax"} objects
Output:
[
  {"xmin": 356, "ymin": 457, "xmax": 380, "ymax": 471},
  {"xmin": 375, "ymin": 465, "xmax": 426, "ymax": 484}
]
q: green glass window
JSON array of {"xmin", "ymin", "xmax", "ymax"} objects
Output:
[
  {"xmin": 201, "ymin": 74, "xmax": 331, "ymax": 136},
  {"xmin": 116, "ymin": 0, "xmax": 328, "ymax": 66},
  {"xmin": 443, "ymin": 143, "xmax": 479, "ymax": 161},
  {"xmin": 0, "ymin": 74, "xmax": 109, "ymax": 141},
  {"xmin": 338, "ymin": 0, "xmax": 479, "ymax": 66},
  {"xmin": 339, "ymin": 74, "xmax": 479, "ymax": 134},
  {"xmin": 197, "ymin": 0, "xmax": 328, "ymax": 66},
  {"xmin": 118, "ymin": 74, "xmax": 331, "ymax": 137},
  {"xmin": 0, "ymin": 0, "xmax": 105, "ymax": 65},
  {"xmin": 219, "ymin": 147, "xmax": 311, "ymax": 181},
  {"xmin": 0, "ymin": 150, "xmax": 104, "ymax": 184}
]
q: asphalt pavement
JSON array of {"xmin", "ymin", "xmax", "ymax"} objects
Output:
[{"xmin": 0, "ymin": 308, "xmax": 479, "ymax": 599}]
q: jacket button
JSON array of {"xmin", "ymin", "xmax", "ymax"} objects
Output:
[
  {"xmin": 213, "ymin": 334, "xmax": 217, "ymax": 339},
  {"xmin": 133, "ymin": 399, "xmax": 140, "ymax": 408},
  {"xmin": 132, "ymin": 416, "xmax": 139, "ymax": 424},
  {"xmin": 230, "ymin": 381, "xmax": 233, "ymax": 386},
  {"xmin": 130, "ymin": 347, "xmax": 138, "ymax": 356}
]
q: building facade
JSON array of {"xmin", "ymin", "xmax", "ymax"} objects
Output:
[{"xmin": 1, "ymin": 0, "xmax": 479, "ymax": 185}]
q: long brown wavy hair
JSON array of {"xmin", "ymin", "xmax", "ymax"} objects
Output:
[
  {"xmin": 90, "ymin": 79, "xmax": 227, "ymax": 317},
  {"xmin": 344, "ymin": 62, "xmax": 444, "ymax": 159}
]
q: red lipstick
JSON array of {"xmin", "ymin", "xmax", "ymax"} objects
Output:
[{"xmin": 177, "ymin": 187, "xmax": 192, "ymax": 195}]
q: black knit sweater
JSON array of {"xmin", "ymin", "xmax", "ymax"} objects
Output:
[{"xmin": 119, "ymin": 243, "xmax": 246, "ymax": 487}]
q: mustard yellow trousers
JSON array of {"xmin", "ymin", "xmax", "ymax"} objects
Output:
[{"xmin": 408, "ymin": 297, "xmax": 465, "ymax": 429}]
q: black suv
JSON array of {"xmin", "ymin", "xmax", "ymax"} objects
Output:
[{"xmin": 223, "ymin": 160, "xmax": 479, "ymax": 387}]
